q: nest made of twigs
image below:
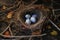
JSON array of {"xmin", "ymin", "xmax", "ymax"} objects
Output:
[{"xmin": 18, "ymin": 5, "xmax": 49, "ymax": 29}]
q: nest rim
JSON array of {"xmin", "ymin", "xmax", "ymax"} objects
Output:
[{"xmin": 18, "ymin": 5, "xmax": 48, "ymax": 29}]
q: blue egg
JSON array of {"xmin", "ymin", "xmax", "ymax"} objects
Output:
[
  {"xmin": 32, "ymin": 14, "xmax": 37, "ymax": 18},
  {"xmin": 25, "ymin": 18, "xmax": 31, "ymax": 25},
  {"xmin": 30, "ymin": 17, "xmax": 36, "ymax": 23},
  {"xmin": 25, "ymin": 14, "xmax": 31, "ymax": 19}
]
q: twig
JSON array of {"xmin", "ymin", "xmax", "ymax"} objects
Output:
[
  {"xmin": 9, "ymin": 27, "xmax": 13, "ymax": 36},
  {"xmin": 0, "ymin": 33, "xmax": 46, "ymax": 38},
  {"xmin": 0, "ymin": 22, "xmax": 12, "ymax": 34},
  {"xmin": 49, "ymin": 19, "xmax": 60, "ymax": 31}
]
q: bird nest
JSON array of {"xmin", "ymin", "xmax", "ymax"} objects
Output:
[
  {"xmin": 0, "ymin": 0, "xmax": 50, "ymax": 38},
  {"xmin": 18, "ymin": 5, "xmax": 49, "ymax": 29}
]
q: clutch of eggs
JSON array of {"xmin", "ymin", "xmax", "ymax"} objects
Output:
[{"xmin": 25, "ymin": 14, "xmax": 37, "ymax": 25}]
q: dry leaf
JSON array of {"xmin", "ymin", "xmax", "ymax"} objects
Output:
[{"xmin": 7, "ymin": 11, "xmax": 14, "ymax": 18}]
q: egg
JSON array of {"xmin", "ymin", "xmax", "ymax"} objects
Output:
[
  {"xmin": 25, "ymin": 18, "xmax": 31, "ymax": 25},
  {"xmin": 30, "ymin": 16, "xmax": 36, "ymax": 23},
  {"xmin": 25, "ymin": 14, "xmax": 31, "ymax": 19},
  {"xmin": 32, "ymin": 14, "xmax": 37, "ymax": 18}
]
